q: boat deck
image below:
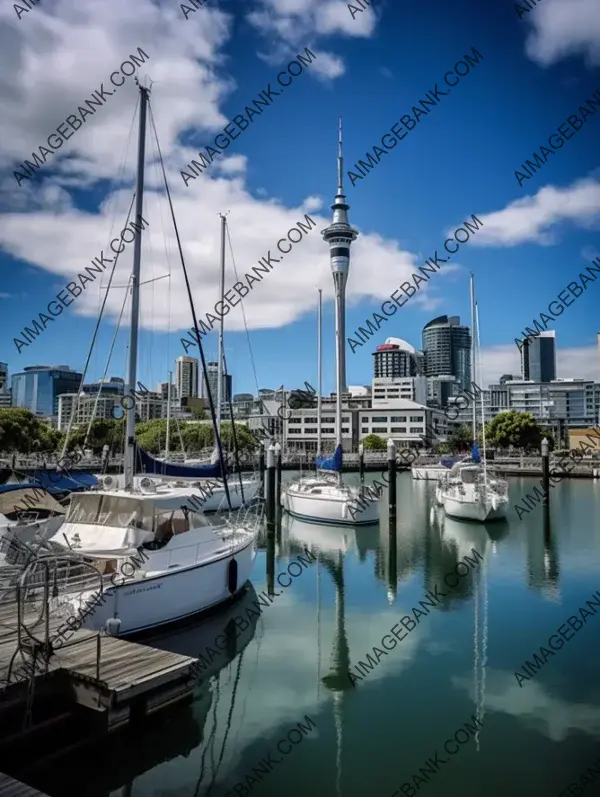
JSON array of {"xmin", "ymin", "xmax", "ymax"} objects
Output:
[{"xmin": 0, "ymin": 772, "xmax": 49, "ymax": 796}]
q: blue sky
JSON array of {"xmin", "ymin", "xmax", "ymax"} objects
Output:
[{"xmin": 0, "ymin": 0, "xmax": 599, "ymax": 397}]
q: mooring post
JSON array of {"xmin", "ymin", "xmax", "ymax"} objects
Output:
[
  {"xmin": 274, "ymin": 442, "xmax": 282, "ymax": 508},
  {"xmin": 259, "ymin": 442, "xmax": 266, "ymax": 498},
  {"xmin": 358, "ymin": 443, "xmax": 364, "ymax": 484},
  {"xmin": 266, "ymin": 445, "xmax": 276, "ymax": 535},
  {"xmin": 541, "ymin": 437, "xmax": 550, "ymax": 507},
  {"xmin": 388, "ymin": 438, "xmax": 397, "ymax": 525}
]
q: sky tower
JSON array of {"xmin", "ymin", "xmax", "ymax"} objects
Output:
[{"xmin": 321, "ymin": 118, "xmax": 358, "ymax": 394}]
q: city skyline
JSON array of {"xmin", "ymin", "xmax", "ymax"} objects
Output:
[{"xmin": 0, "ymin": 0, "xmax": 598, "ymax": 399}]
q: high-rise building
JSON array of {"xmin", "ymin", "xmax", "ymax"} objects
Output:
[
  {"xmin": 321, "ymin": 119, "xmax": 358, "ymax": 394},
  {"xmin": 372, "ymin": 338, "xmax": 422, "ymax": 378},
  {"xmin": 11, "ymin": 365, "xmax": 82, "ymax": 417},
  {"xmin": 176, "ymin": 356, "xmax": 198, "ymax": 399},
  {"xmin": 158, "ymin": 381, "xmax": 177, "ymax": 400},
  {"xmin": 520, "ymin": 331, "xmax": 556, "ymax": 382},
  {"xmin": 422, "ymin": 315, "xmax": 471, "ymax": 390},
  {"xmin": 0, "ymin": 363, "xmax": 8, "ymax": 393},
  {"xmin": 200, "ymin": 361, "xmax": 231, "ymax": 405}
]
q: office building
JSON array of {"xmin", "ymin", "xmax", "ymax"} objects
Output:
[
  {"xmin": 58, "ymin": 392, "xmax": 122, "ymax": 432},
  {"xmin": 200, "ymin": 361, "xmax": 231, "ymax": 405},
  {"xmin": 422, "ymin": 315, "xmax": 471, "ymax": 390},
  {"xmin": 372, "ymin": 376, "xmax": 427, "ymax": 407},
  {"xmin": 11, "ymin": 365, "xmax": 82, "ymax": 417},
  {"xmin": 520, "ymin": 331, "xmax": 556, "ymax": 382},
  {"xmin": 158, "ymin": 381, "xmax": 177, "ymax": 400},
  {"xmin": 176, "ymin": 356, "xmax": 198, "ymax": 399},
  {"xmin": 0, "ymin": 363, "xmax": 8, "ymax": 393}
]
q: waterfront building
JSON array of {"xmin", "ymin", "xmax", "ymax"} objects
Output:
[
  {"xmin": 372, "ymin": 376, "xmax": 427, "ymax": 406},
  {"xmin": 231, "ymin": 393, "xmax": 255, "ymax": 419},
  {"xmin": 176, "ymin": 356, "xmax": 199, "ymax": 399},
  {"xmin": 11, "ymin": 365, "xmax": 82, "ymax": 417},
  {"xmin": 284, "ymin": 398, "xmax": 444, "ymax": 453},
  {"xmin": 447, "ymin": 378, "xmax": 600, "ymax": 440},
  {"xmin": 0, "ymin": 362, "xmax": 8, "ymax": 393},
  {"xmin": 520, "ymin": 330, "xmax": 556, "ymax": 382},
  {"xmin": 58, "ymin": 392, "xmax": 122, "ymax": 431},
  {"xmin": 422, "ymin": 315, "xmax": 471, "ymax": 391}
]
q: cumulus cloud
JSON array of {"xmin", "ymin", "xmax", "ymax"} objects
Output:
[
  {"xmin": 247, "ymin": 0, "xmax": 376, "ymax": 79},
  {"xmin": 523, "ymin": 0, "xmax": 600, "ymax": 67},
  {"xmin": 463, "ymin": 178, "xmax": 600, "ymax": 247}
]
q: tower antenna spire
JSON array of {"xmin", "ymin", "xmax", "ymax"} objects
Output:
[{"xmin": 337, "ymin": 116, "xmax": 344, "ymax": 196}]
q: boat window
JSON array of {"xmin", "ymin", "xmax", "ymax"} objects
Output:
[
  {"xmin": 461, "ymin": 469, "xmax": 477, "ymax": 484},
  {"xmin": 66, "ymin": 493, "xmax": 153, "ymax": 530}
]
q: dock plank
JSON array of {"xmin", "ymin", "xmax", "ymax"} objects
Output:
[{"xmin": 0, "ymin": 773, "xmax": 49, "ymax": 797}]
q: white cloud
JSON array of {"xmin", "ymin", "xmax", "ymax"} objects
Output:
[
  {"xmin": 461, "ymin": 178, "xmax": 600, "ymax": 248},
  {"xmin": 247, "ymin": 0, "xmax": 376, "ymax": 79},
  {"xmin": 523, "ymin": 0, "xmax": 600, "ymax": 67}
]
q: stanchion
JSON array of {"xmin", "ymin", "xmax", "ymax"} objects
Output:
[
  {"xmin": 266, "ymin": 445, "xmax": 276, "ymax": 535},
  {"xmin": 387, "ymin": 438, "xmax": 397, "ymax": 525}
]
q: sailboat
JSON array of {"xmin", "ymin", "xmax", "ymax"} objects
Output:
[
  {"xmin": 139, "ymin": 213, "xmax": 260, "ymax": 512},
  {"xmin": 436, "ymin": 274, "xmax": 509, "ymax": 522},
  {"xmin": 283, "ymin": 121, "xmax": 379, "ymax": 526},
  {"xmin": 43, "ymin": 81, "xmax": 260, "ymax": 635}
]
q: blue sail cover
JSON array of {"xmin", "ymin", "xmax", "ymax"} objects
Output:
[
  {"xmin": 315, "ymin": 444, "xmax": 342, "ymax": 472},
  {"xmin": 136, "ymin": 445, "xmax": 223, "ymax": 479},
  {"xmin": 440, "ymin": 457, "xmax": 462, "ymax": 469},
  {"xmin": 471, "ymin": 442, "xmax": 481, "ymax": 463},
  {"xmin": 27, "ymin": 470, "xmax": 98, "ymax": 493}
]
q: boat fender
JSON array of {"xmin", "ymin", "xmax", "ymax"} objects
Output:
[
  {"xmin": 491, "ymin": 494, "xmax": 499, "ymax": 511},
  {"xmin": 228, "ymin": 558, "xmax": 238, "ymax": 594},
  {"xmin": 105, "ymin": 617, "xmax": 121, "ymax": 636},
  {"xmin": 342, "ymin": 503, "xmax": 348, "ymax": 520}
]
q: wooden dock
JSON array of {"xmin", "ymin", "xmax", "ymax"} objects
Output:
[
  {"xmin": 0, "ymin": 772, "xmax": 49, "ymax": 796},
  {"xmin": 0, "ymin": 589, "xmax": 200, "ymax": 769}
]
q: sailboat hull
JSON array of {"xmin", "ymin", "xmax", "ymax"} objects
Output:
[
  {"xmin": 57, "ymin": 538, "xmax": 256, "ymax": 636},
  {"xmin": 201, "ymin": 479, "xmax": 260, "ymax": 512},
  {"xmin": 442, "ymin": 495, "xmax": 508, "ymax": 522},
  {"xmin": 284, "ymin": 485, "xmax": 379, "ymax": 526}
]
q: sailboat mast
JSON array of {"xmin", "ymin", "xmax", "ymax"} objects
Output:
[
  {"xmin": 317, "ymin": 287, "xmax": 322, "ymax": 458},
  {"xmin": 469, "ymin": 272, "xmax": 477, "ymax": 445},
  {"xmin": 165, "ymin": 370, "xmax": 172, "ymax": 460},
  {"xmin": 475, "ymin": 302, "xmax": 488, "ymax": 486},
  {"xmin": 124, "ymin": 82, "xmax": 149, "ymax": 492},
  {"xmin": 216, "ymin": 213, "xmax": 226, "ymax": 439}
]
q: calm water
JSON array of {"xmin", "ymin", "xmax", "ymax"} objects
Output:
[{"xmin": 29, "ymin": 471, "xmax": 600, "ymax": 797}]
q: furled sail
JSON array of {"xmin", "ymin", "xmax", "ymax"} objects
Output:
[
  {"xmin": 315, "ymin": 444, "xmax": 343, "ymax": 472},
  {"xmin": 136, "ymin": 446, "xmax": 223, "ymax": 478}
]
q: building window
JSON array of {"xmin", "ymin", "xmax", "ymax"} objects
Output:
[
  {"xmin": 288, "ymin": 418, "xmax": 302, "ymax": 424},
  {"xmin": 409, "ymin": 415, "xmax": 423, "ymax": 422},
  {"xmin": 304, "ymin": 428, "xmax": 317, "ymax": 434},
  {"xmin": 372, "ymin": 427, "xmax": 387, "ymax": 433},
  {"xmin": 361, "ymin": 427, "xmax": 369, "ymax": 433},
  {"xmin": 391, "ymin": 427, "xmax": 407, "ymax": 433},
  {"xmin": 322, "ymin": 427, "xmax": 335, "ymax": 433},
  {"xmin": 409, "ymin": 427, "xmax": 422, "ymax": 433},
  {"xmin": 372, "ymin": 416, "xmax": 388, "ymax": 422},
  {"xmin": 390, "ymin": 416, "xmax": 406, "ymax": 422},
  {"xmin": 303, "ymin": 417, "xmax": 318, "ymax": 424},
  {"xmin": 342, "ymin": 427, "xmax": 349, "ymax": 433}
]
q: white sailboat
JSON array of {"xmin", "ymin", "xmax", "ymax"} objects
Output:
[
  {"xmin": 283, "ymin": 121, "xmax": 380, "ymax": 526},
  {"xmin": 437, "ymin": 274, "xmax": 508, "ymax": 522},
  {"xmin": 43, "ymin": 82, "xmax": 260, "ymax": 635}
]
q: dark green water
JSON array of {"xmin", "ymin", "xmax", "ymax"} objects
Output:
[{"xmin": 28, "ymin": 472, "xmax": 600, "ymax": 796}]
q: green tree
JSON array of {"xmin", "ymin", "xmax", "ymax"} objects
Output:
[
  {"xmin": 361, "ymin": 434, "xmax": 387, "ymax": 451},
  {"xmin": 0, "ymin": 409, "xmax": 63, "ymax": 454},
  {"xmin": 485, "ymin": 410, "xmax": 542, "ymax": 451},
  {"xmin": 447, "ymin": 423, "xmax": 475, "ymax": 452}
]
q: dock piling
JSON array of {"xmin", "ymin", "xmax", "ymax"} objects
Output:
[
  {"xmin": 266, "ymin": 445, "xmax": 276, "ymax": 535},
  {"xmin": 358, "ymin": 443, "xmax": 364, "ymax": 483},
  {"xmin": 387, "ymin": 438, "xmax": 397, "ymax": 525},
  {"xmin": 259, "ymin": 442, "xmax": 265, "ymax": 498},
  {"xmin": 275, "ymin": 443, "xmax": 282, "ymax": 508},
  {"xmin": 541, "ymin": 437, "xmax": 550, "ymax": 507}
]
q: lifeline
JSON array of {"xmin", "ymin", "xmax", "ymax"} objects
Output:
[{"xmin": 514, "ymin": 590, "xmax": 600, "ymax": 687}]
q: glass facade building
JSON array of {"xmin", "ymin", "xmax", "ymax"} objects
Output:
[
  {"xmin": 521, "ymin": 332, "xmax": 556, "ymax": 382},
  {"xmin": 422, "ymin": 315, "xmax": 472, "ymax": 390},
  {"xmin": 11, "ymin": 366, "xmax": 82, "ymax": 417}
]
